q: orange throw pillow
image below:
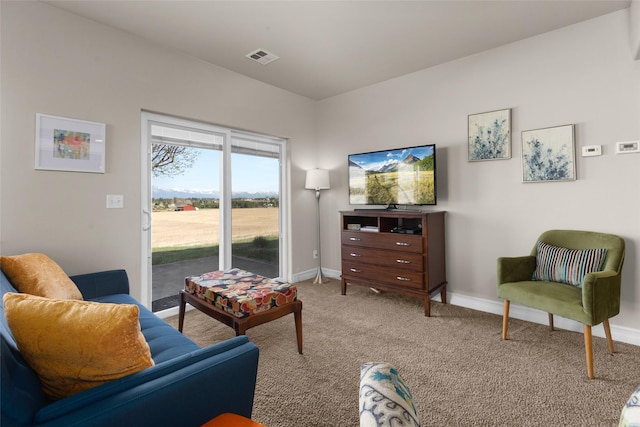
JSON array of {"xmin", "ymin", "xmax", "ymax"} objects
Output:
[
  {"xmin": 0, "ymin": 253, "xmax": 82, "ymax": 299},
  {"xmin": 0, "ymin": 253, "xmax": 83, "ymax": 300},
  {"xmin": 3, "ymin": 293, "xmax": 154, "ymax": 400}
]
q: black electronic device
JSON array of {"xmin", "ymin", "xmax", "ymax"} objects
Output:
[{"xmin": 390, "ymin": 225, "xmax": 422, "ymax": 234}]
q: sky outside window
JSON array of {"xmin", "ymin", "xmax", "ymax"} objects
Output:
[{"xmin": 152, "ymin": 149, "xmax": 279, "ymax": 197}]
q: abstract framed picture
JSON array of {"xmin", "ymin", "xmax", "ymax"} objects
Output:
[
  {"xmin": 35, "ymin": 113, "xmax": 106, "ymax": 173},
  {"xmin": 521, "ymin": 124, "xmax": 575, "ymax": 183},
  {"xmin": 468, "ymin": 108, "xmax": 511, "ymax": 161}
]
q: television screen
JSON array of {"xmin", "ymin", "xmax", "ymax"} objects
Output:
[{"xmin": 348, "ymin": 144, "xmax": 436, "ymax": 206}]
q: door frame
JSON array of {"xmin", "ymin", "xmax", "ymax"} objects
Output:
[{"xmin": 140, "ymin": 111, "xmax": 289, "ymax": 310}]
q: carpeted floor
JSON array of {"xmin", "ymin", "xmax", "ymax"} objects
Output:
[{"xmin": 165, "ymin": 280, "xmax": 640, "ymax": 427}]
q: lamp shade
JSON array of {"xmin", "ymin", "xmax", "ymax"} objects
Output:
[{"xmin": 305, "ymin": 169, "xmax": 330, "ymax": 190}]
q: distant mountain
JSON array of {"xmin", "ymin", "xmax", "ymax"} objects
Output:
[
  {"xmin": 402, "ymin": 154, "xmax": 421, "ymax": 165},
  {"xmin": 152, "ymin": 186, "xmax": 277, "ymax": 199},
  {"xmin": 378, "ymin": 154, "xmax": 421, "ymax": 173}
]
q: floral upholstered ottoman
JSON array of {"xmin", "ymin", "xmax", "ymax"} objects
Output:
[
  {"xmin": 179, "ymin": 268, "xmax": 303, "ymax": 353},
  {"xmin": 184, "ymin": 268, "xmax": 297, "ymax": 318}
]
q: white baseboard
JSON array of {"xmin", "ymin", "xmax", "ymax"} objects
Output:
[
  {"xmin": 296, "ymin": 269, "xmax": 640, "ymax": 347},
  {"xmin": 292, "ymin": 267, "xmax": 341, "ymax": 283},
  {"xmin": 437, "ymin": 291, "xmax": 640, "ymax": 347}
]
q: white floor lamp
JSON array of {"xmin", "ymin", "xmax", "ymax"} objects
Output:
[{"xmin": 305, "ymin": 169, "xmax": 330, "ymax": 284}]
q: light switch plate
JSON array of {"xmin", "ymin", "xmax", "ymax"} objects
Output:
[
  {"xmin": 581, "ymin": 145, "xmax": 601, "ymax": 157},
  {"xmin": 106, "ymin": 194, "xmax": 124, "ymax": 209},
  {"xmin": 615, "ymin": 140, "xmax": 640, "ymax": 154}
]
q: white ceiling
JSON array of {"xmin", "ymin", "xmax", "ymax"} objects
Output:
[{"xmin": 43, "ymin": 0, "xmax": 631, "ymax": 100}]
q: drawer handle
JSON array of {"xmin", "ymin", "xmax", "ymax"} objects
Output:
[
  {"xmin": 396, "ymin": 276, "xmax": 411, "ymax": 281},
  {"xmin": 350, "ymin": 253, "xmax": 362, "ymax": 257},
  {"xmin": 350, "ymin": 237, "xmax": 362, "ymax": 241},
  {"xmin": 395, "ymin": 242, "xmax": 410, "ymax": 246},
  {"xmin": 396, "ymin": 259, "xmax": 410, "ymax": 264},
  {"xmin": 350, "ymin": 268, "xmax": 362, "ymax": 273}
]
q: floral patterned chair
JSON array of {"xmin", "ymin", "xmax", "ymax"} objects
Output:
[{"xmin": 359, "ymin": 362, "xmax": 421, "ymax": 427}]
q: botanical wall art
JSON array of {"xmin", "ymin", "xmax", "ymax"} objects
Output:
[
  {"xmin": 35, "ymin": 113, "xmax": 106, "ymax": 173},
  {"xmin": 468, "ymin": 108, "xmax": 511, "ymax": 161},
  {"xmin": 521, "ymin": 124, "xmax": 575, "ymax": 183}
]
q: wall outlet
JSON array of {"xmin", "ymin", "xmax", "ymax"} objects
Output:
[{"xmin": 313, "ymin": 250, "xmax": 318, "ymax": 259}]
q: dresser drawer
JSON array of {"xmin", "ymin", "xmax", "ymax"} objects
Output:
[
  {"xmin": 342, "ymin": 261, "xmax": 424, "ymax": 290},
  {"xmin": 342, "ymin": 231, "xmax": 423, "ymax": 253},
  {"xmin": 341, "ymin": 246, "xmax": 423, "ymax": 272}
]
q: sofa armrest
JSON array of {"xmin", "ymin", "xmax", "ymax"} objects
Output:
[
  {"xmin": 35, "ymin": 336, "xmax": 259, "ymax": 426},
  {"xmin": 497, "ymin": 256, "xmax": 536, "ymax": 285},
  {"xmin": 581, "ymin": 270, "xmax": 621, "ymax": 323},
  {"xmin": 69, "ymin": 270, "xmax": 130, "ymax": 299}
]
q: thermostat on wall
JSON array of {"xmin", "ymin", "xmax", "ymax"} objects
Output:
[
  {"xmin": 581, "ymin": 145, "xmax": 601, "ymax": 157},
  {"xmin": 615, "ymin": 140, "xmax": 640, "ymax": 154}
]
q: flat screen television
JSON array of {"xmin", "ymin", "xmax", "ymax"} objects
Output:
[{"xmin": 348, "ymin": 144, "xmax": 436, "ymax": 207}]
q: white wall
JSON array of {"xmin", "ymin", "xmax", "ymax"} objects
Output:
[
  {"xmin": 316, "ymin": 10, "xmax": 640, "ymax": 332},
  {"xmin": 0, "ymin": 1, "xmax": 319, "ymax": 298}
]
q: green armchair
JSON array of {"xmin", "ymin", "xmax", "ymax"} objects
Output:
[{"xmin": 497, "ymin": 229, "xmax": 625, "ymax": 379}]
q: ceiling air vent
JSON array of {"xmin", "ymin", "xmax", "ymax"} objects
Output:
[{"xmin": 246, "ymin": 49, "xmax": 279, "ymax": 65}]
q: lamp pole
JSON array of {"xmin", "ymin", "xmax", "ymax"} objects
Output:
[
  {"xmin": 313, "ymin": 188, "xmax": 325, "ymax": 284},
  {"xmin": 305, "ymin": 169, "xmax": 330, "ymax": 284}
]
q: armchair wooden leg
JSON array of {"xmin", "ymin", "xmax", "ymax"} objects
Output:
[
  {"xmin": 584, "ymin": 324, "xmax": 595, "ymax": 380},
  {"xmin": 603, "ymin": 319, "xmax": 615, "ymax": 354},
  {"xmin": 502, "ymin": 300, "xmax": 510, "ymax": 340},
  {"xmin": 548, "ymin": 313, "xmax": 554, "ymax": 331}
]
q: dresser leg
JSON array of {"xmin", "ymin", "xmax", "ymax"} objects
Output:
[
  {"xmin": 424, "ymin": 296, "xmax": 431, "ymax": 317},
  {"xmin": 341, "ymin": 278, "xmax": 347, "ymax": 295},
  {"xmin": 440, "ymin": 286, "xmax": 447, "ymax": 305}
]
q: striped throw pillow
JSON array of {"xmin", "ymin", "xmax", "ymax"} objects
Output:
[{"xmin": 533, "ymin": 241, "xmax": 607, "ymax": 287}]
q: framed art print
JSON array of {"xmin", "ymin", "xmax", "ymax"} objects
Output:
[
  {"xmin": 468, "ymin": 108, "xmax": 511, "ymax": 161},
  {"xmin": 35, "ymin": 113, "xmax": 106, "ymax": 173},
  {"xmin": 521, "ymin": 124, "xmax": 575, "ymax": 183}
]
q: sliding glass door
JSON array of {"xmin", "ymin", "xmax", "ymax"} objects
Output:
[
  {"xmin": 141, "ymin": 112, "xmax": 287, "ymax": 313},
  {"xmin": 230, "ymin": 133, "xmax": 282, "ymax": 278}
]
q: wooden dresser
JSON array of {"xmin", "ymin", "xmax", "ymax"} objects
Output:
[{"xmin": 340, "ymin": 210, "xmax": 446, "ymax": 316}]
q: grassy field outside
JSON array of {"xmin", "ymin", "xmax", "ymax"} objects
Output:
[{"xmin": 152, "ymin": 208, "xmax": 279, "ymax": 265}]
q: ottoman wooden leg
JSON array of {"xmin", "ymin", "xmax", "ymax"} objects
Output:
[
  {"xmin": 178, "ymin": 291, "xmax": 187, "ymax": 333},
  {"xmin": 235, "ymin": 322, "xmax": 246, "ymax": 336},
  {"xmin": 293, "ymin": 301, "xmax": 303, "ymax": 354}
]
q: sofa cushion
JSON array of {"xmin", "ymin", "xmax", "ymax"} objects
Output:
[
  {"xmin": 90, "ymin": 293, "xmax": 201, "ymax": 363},
  {"xmin": 3, "ymin": 293, "xmax": 154, "ymax": 400},
  {"xmin": 533, "ymin": 241, "xmax": 607, "ymax": 287},
  {"xmin": 0, "ymin": 253, "xmax": 83, "ymax": 300}
]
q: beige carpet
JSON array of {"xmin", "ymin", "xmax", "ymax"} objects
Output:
[{"xmin": 165, "ymin": 280, "xmax": 640, "ymax": 426}]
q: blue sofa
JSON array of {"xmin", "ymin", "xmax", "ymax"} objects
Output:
[{"xmin": 1, "ymin": 269, "xmax": 260, "ymax": 427}]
